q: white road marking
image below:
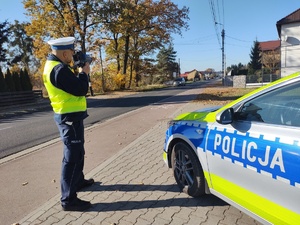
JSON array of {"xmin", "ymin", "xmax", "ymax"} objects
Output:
[{"xmin": 0, "ymin": 124, "xmax": 12, "ymax": 131}]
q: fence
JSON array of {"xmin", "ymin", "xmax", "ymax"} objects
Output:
[
  {"xmin": 224, "ymin": 74, "xmax": 281, "ymax": 88},
  {"xmin": 246, "ymin": 74, "xmax": 280, "ymax": 83},
  {"xmin": 0, "ymin": 90, "xmax": 43, "ymax": 108}
]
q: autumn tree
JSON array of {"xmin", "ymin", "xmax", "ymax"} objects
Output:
[
  {"xmin": 0, "ymin": 21, "xmax": 10, "ymax": 63},
  {"xmin": 23, "ymin": 0, "xmax": 102, "ymax": 88},
  {"xmin": 8, "ymin": 21, "xmax": 36, "ymax": 73},
  {"xmin": 102, "ymin": 0, "xmax": 189, "ymax": 88},
  {"xmin": 138, "ymin": 58, "xmax": 157, "ymax": 85},
  {"xmin": 99, "ymin": 0, "xmax": 125, "ymax": 73},
  {"xmin": 262, "ymin": 50, "xmax": 280, "ymax": 74},
  {"xmin": 23, "ymin": 0, "xmax": 189, "ymax": 91},
  {"xmin": 129, "ymin": 0, "xmax": 188, "ymax": 87}
]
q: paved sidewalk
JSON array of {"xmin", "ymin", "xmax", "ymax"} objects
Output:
[{"xmin": 18, "ymin": 96, "xmax": 261, "ymax": 225}]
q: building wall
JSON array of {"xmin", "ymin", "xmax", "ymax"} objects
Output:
[{"xmin": 281, "ymin": 22, "xmax": 300, "ymax": 76}]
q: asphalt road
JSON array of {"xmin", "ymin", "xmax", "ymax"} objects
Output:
[{"xmin": 0, "ymin": 83, "xmax": 203, "ymax": 159}]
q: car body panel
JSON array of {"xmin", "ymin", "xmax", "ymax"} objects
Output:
[
  {"xmin": 164, "ymin": 72, "xmax": 300, "ymax": 224},
  {"xmin": 205, "ymin": 122, "xmax": 300, "ymax": 224}
]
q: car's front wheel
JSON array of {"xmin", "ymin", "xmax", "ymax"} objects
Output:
[{"xmin": 171, "ymin": 142, "xmax": 205, "ymax": 197}]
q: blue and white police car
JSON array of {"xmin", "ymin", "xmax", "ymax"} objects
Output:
[{"xmin": 163, "ymin": 72, "xmax": 300, "ymax": 224}]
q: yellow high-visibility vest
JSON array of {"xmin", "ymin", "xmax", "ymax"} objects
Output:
[{"xmin": 43, "ymin": 60, "xmax": 86, "ymax": 114}]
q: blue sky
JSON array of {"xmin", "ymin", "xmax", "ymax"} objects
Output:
[
  {"xmin": 172, "ymin": 0, "xmax": 300, "ymax": 72},
  {"xmin": 0, "ymin": 0, "xmax": 299, "ymax": 72}
]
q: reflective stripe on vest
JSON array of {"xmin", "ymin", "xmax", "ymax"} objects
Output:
[{"xmin": 43, "ymin": 60, "xmax": 87, "ymax": 114}]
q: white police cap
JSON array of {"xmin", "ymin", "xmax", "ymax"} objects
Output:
[{"xmin": 47, "ymin": 37, "xmax": 75, "ymax": 50}]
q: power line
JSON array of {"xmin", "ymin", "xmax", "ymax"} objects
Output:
[
  {"xmin": 226, "ymin": 35, "xmax": 252, "ymax": 43},
  {"xmin": 208, "ymin": 0, "xmax": 225, "ymax": 77},
  {"xmin": 216, "ymin": 0, "xmax": 222, "ymax": 27},
  {"xmin": 208, "ymin": 0, "xmax": 221, "ymax": 48},
  {"xmin": 222, "ymin": 0, "xmax": 225, "ymax": 26},
  {"xmin": 209, "ymin": 0, "xmax": 225, "ymax": 76},
  {"xmin": 173, "ymin": 34, "xmax": 221, "ymax": 46},
  {"xmin": 225, "ymin": 43, "xmax": 251, "ymax": 48}
]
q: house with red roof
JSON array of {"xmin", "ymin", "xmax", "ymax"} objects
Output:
[
  {"xmin": 179, "ymin": 69, "xmax": 201, "ymax": 81},
  {"xmin": 276, "ymin": 8, "xmax": 300, "ymax": 76},
  {"xmin": 259, "ymin": 40, "xmax": 280, "ymax": 75},
  {"xmin": 259, "ymin": 40, "xmax": 280, "ymax": 52}
]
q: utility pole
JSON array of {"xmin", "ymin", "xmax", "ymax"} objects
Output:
[
  {"xmin": 221, "ymin": 29, "xmax": 225, "ymax": 79},
  {"xmin": 178, "ymin": 58, "xmax": 181, "ymax": 76},
  {"xmin": 216, "ymin": 22, "xmax": 225, "ymax": 82}
]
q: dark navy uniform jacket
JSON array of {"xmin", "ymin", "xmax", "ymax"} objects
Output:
[{"xmin": 46, "ymin": 54, "xmax": 89, "ymax": 124}]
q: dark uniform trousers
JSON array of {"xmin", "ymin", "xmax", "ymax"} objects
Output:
[{"xmin": 55, "ymin": 119, "xmax": 85, "ymax": 206}]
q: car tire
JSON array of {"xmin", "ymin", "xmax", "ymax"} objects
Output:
[{"xmin": 171, "ymin": 142, "xmax": 205, "ymax": 197}]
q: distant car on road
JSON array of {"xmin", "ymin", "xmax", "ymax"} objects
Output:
[
  {"xmin": 163, "ymin": 72, "xmax": 300, "ymax": 225},
  {"xmin": 173, "ymin": 77, "xmax": 186, "ymax": 86}
]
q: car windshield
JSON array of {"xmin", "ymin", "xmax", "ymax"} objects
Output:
[
  {"xmin": 238, "ymin": 80, "xmax": 300, "ymax": 126},
  {"xmin": 175, "ymin": 78, "xmax": 183, "ymax": 81}
]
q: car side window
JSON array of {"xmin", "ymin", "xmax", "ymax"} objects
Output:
[{"xmin": 236, "ymin": 81, "xmax": 300, "ymax": 126}]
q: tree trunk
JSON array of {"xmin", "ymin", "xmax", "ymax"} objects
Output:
[
  {"xmin": 128, "ymin": 59, "xmax": 133, "ymax": 89},
  {"xmin": 113, "ymin": 34, "xmax": 121, "ymax": 72},
  {"xmin": 121, "ymin": 35, "xmax": 130, "ymax": 89},
  {"xmin": 134, "ymin": 59, "xmax": 140, "ymax": 87},
  {"xmin": 123, "ymin": 35, "xmax": 130, "ymax": 75}
]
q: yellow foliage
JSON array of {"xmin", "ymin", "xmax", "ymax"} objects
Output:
[
  {"xmin": 10, "ymin": 65, "xmax": 21, "ymax": 74},
  {"xmin": 113, "ymin": 73, "xmax": 126, "ymax": 89},
  {"xmin": 88, "ymin": 75, "xmax": 102, "ymax": 93}
]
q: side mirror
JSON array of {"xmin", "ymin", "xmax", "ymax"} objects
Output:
[{"xmin": 216, "ymin": 108, "xmax": 234, "ymax": 124}]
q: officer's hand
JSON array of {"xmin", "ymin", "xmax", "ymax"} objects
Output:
[{"xmin": 79, "ymin": 63, "xmax": 90, "ymax": 75}]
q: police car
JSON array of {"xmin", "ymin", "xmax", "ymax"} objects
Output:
[{"xmin": 163, "ymin": 72, "xmax": 300, "ymax": 225}]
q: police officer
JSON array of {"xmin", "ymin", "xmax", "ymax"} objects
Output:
[{"xmin": 43, "ymin": 37, "xmax": 94, "ymax": 211}]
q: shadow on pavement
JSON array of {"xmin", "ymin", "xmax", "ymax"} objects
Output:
[{"xmin": 81, "ymin": 182, "xmax": 228, "ymax": 212}]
